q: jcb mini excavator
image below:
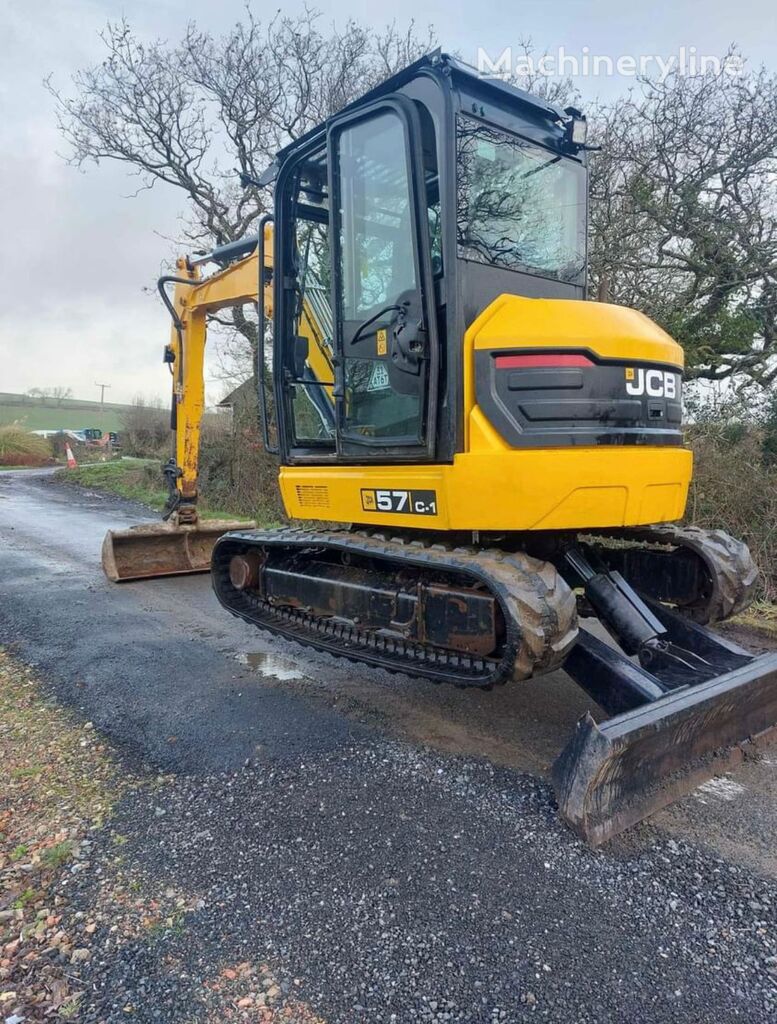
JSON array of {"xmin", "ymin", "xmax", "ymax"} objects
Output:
[{"xmin": 102, "ymin": 53, "xmax": 777, "ymax": 845}]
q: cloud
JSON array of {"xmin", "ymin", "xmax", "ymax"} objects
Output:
[{"xmin": 0, "ymin": 0, "xmax": 194, "ymax": 403}]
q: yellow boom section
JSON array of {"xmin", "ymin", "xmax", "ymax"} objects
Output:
[
  {"xmin": 167, "ymin": 238, "xmax": 269, "ymax": 507},
  {"xmin": 166, "ymin": 225, "xmax": 332, "ymax": 509},
  {"xmin": 103, "ymin": 225, "xmax": 333, "ymax": 582}
]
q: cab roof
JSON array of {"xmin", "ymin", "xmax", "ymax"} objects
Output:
[{"xmin": 271, "ymin": 49, "xmax": 569, "ymax": 166}]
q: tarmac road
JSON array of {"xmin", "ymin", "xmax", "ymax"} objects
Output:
[{"xmin": 1, "ymin": 468, "xmax": 777, "ymax": 1022}]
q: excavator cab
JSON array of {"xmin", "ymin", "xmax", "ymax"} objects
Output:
[
  {"xmin": 269, "ymin": 52, "xmax": 588, "ymax": 467},
  {"xmin": 272, "ymin": 81, "xmax": 443, "ymax": 463},
  {"xmin": 105, "ymin": 53, "xmax": 777, "ymax": 845}
]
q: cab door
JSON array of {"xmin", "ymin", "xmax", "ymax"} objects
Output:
[{"xmin": 328, "ymin": 99, "xmax": 439, "ymax": 461}]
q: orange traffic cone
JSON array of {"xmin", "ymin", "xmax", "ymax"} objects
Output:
[{"xmin": 65, "ymin": 443, "xmax": 78, "ymax": 469}]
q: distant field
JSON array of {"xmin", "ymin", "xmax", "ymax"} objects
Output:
[{"xmin": 0, "ymin": 393, "xmax": 134, "ymax": 433}]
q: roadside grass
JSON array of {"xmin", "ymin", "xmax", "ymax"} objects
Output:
[
  {"xmin": 55, "ymin": 458, "xmax": 259, "ymax": 523},
  {"xmin": 0, "ymin": 647, "xmax": 307, "ymax": 1021},
  {"xmin": 728, "ymin": 601, "xmax": 777, "ymax": 639},
  {"xmin": 57, "ymin": 458, "xmax": 169, "ymax": 510},
  {"xmin": 0, "ymin": 426, "xmax": 53, "ymax": 468},
  {"xmin": 0, "ymin": 649, "xmax": 218, "ymax": 1019},
  {"xmin": 0, "ymin": 647, "xmax": 125, "ymax": 1017}
]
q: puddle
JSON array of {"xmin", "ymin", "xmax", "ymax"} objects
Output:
[{"xmin": 235, "ymin": 651, "xmax": 306, "ymax": 681}]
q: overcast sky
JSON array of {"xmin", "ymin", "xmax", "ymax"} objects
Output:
[{"xmin": 1, "ymin": 0, "xmax": 775, "ymax": 405}]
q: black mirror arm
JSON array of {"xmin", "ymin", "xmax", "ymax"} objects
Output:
[{"xmin": 350, "ymin": 302, "xmax": 407, "ymax": 347}]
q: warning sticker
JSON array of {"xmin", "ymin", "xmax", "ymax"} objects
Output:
[{"xmin": 367, "ymin": 362, "xmax": 390, "ymax": 391}]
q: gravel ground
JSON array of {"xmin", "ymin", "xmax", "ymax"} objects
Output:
[{"xmin": 47, "ymin": 743, "xmax": 777, "ymax": 1024}]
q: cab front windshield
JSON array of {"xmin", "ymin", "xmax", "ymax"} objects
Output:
[{"xmin": 456, "ymin": 115, "xmax": 586, "ymax": 283}]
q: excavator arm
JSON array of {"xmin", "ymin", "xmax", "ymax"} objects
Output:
[
  {"xmin": 102, "ymin": 225, "xmax": 332, "ymax": 582},
  {"xmin": 162, "ymin": 240, "xmax": 270, "ymax": 522}
]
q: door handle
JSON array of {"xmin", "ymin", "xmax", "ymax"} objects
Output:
[{"xmin": 331, "ymin": 354, "xmax": 345, "ymax": 399}]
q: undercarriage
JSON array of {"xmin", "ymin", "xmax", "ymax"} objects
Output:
[
  {"xmin": 211, "ymin": 522, "xmax": 775, "ymax": 845},
  {"xmin": 212, "ymin": 522, "xmax": 756, "ymax": 687}
]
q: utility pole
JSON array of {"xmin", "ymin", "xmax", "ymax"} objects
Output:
[{"xmin": 95, "ymin": 382, "xmax": 111, "ymax": 410}]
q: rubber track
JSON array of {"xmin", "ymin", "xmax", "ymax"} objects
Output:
[
  {"xmin": 212, "ymin": 527, "xmax": 578, "ymax": 690},
  {"xmin": 594, "ymin": 524, "xmax": 758, "ymax": 625}
]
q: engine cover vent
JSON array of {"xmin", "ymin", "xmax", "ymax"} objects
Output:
[{"xmin": 295, "ymin": 484, "xmax": 330, "ymax": 509}]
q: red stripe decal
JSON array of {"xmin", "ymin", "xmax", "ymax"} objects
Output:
[{"xmin": 494, "ymin": 353, "xmax": 594, "ymax": 369}]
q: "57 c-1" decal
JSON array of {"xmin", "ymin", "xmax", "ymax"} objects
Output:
[{"xmin": 361, "ymin": 488, "xmax": 438, "ymax": 516}]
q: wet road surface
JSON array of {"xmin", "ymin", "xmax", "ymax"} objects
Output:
[
  {"xmin": 0, "ymin": 469, "xmax": 596, "ymax": 778},
  {"xmin": 1, "ymin": 468, "xmax": 776, "ymax": 1022}
]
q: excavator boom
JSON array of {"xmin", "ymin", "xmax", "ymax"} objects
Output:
[{"xmin": 101, "ymin": 226, "xmax": 302, "ymax": 582}]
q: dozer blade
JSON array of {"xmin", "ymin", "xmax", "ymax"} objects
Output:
[
  {"xmin": 102, "ymin": 520, "xmax": 255, "ymax": 582},
  {"xmin": 553, "ymin": 641, "xmax": 777, "ymax": 846}
]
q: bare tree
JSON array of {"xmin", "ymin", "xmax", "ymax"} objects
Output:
[
  {"xmin": 50, "ymin": 386, "xmax": 73, "ymax": 406},
  {"xmin": 589, "ymin": 53, "xmax": 777, "ymax": 384},
  {"xmin": 507, "ymin": 38, "xmax": 581, "ymax": 109},
  {"xmin": 26, "ymin": 387, "xmax": 53, "ymax": 405},
  {"xmin": 51, "ymin": 18, "xmax": 775, "ymax": 387},
  {"xmin": 48, "ymin": 9, "xmax": 435, "ymax": 372},
  {"xmin": 121, "ymin": 396, "xmax": 169, "ymax": 457}
]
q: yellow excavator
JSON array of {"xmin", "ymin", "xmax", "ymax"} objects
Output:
[{"xmin": 102, "ymin": 53, "xmax": 777, "ymax": 845}]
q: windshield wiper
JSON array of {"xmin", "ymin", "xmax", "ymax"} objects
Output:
[{"xmin": 520, "ymin": 155, "xmax": 562, "ymax": 180}]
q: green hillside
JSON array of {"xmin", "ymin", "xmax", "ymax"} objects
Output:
[{"xmin": 0, "ymin": 393, "xmax": 135, "ymax": 433}]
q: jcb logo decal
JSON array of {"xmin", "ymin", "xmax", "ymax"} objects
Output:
[{"xmin": 625, "ymin": 368, "xmax": 679, "ymax": 399}]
